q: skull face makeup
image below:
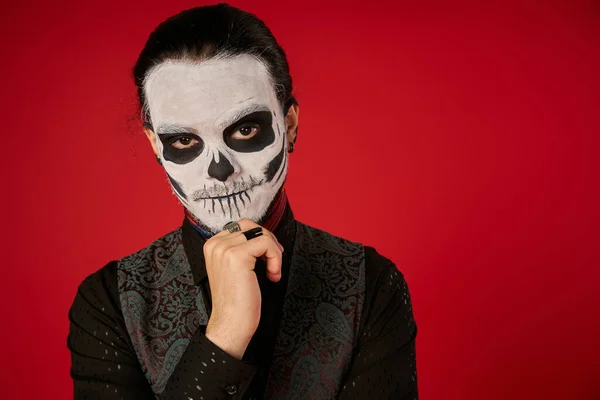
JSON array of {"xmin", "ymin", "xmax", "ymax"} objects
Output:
[{"xmin": 144, "ymin": 55, "xmax": 289, "ymax": 234}]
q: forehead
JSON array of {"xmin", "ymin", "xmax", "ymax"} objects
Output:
[{"xmin": 144, "ymin": 54, "xmax": 278, "ymax": 125}]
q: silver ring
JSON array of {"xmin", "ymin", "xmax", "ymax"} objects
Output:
[{"xmin": 223, "ymin": 221, "xmax": 241, "ymax": 233}]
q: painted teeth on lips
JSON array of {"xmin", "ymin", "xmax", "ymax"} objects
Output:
[
  {"xmin": 200, "ymin": 187, "xmax": 254, "ymax": 200},
  {"xmin": 191, "ymin": 179, "xmax": 263, "ymax": 201}
]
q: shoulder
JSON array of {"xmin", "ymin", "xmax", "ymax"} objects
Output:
[
  {"xmin": 70, "ymin": 261, "xmax": 120, "ymax": 317},
  {"xmin": 294, "ymin": 222, "xmax": 408, "ymax": 280},
  {"xmin": 68, "ymin": 227, "xmax": 189, "ymax": 361},
  {"xmin": 68, "ymin": 261, "xmax": 128, "ymax": 350},
  {"xmin": 67, "ymin": 261, "xmax": 139, "ymax": 368},
  {"xmin": 362, "ymin": 245, "xmax": 413, "ymax": 304},
  {"xmin": 358, "ymin": 246, "xmax": 417, "ymax": 343},
  {"xmin": 70, "ymin": 227, "xmax": 184, "ymax": 316},
  {"xmin": 294, "ymin": 222, "xmax": 413, "ymax": 297},
  {"xmin": 295, "ymin": 221, "xmax": 363, "ymax": 253},
  {"xmin": 364, "ymin": 245, "xmax": 396, "ymax": 276},
  {"xmin": 363, "ymin": 246, "xmax": 412, "ymax": 293}
]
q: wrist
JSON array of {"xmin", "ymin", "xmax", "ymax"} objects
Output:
[{"xmin": 205, "ymin": 320, "xmax": 253, "ymax": 360}]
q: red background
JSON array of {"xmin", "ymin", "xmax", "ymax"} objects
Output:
[{"xmin": 2, "ymin": 0, "xmax": 599, "ymax": 398}]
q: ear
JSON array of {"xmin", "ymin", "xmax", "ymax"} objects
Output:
[
  {"xmin": 143, "ymin": 125, "xmax": 160, "ymax": 157},
  {"xmin": 284, "ymin": 103, "xmax": 299, "ymax": 145}
]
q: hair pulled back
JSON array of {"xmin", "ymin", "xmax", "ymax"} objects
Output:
[{"xmin": 133, "ymin": 3, "xmax": 296, "ymax": 124}]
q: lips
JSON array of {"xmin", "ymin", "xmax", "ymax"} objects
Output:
[
  {"xmin": 197, "ymin": 182, "xmax": 264, "ymax": 219},
  {"xmin": 191, "ymin": 179, "xmax": 263, "ymax": 202},
  {"xmin": 199, "ymin": 187, "xmax": 254, "ymax": 200}
]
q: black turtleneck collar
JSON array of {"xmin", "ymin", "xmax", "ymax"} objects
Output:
[{"xmin": 181, "ymin": 201, "xmax": 297, "ymax": 286}]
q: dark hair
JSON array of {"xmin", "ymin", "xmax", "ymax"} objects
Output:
[{"xmin": 132, "ymin": 3, "xmax": 296, "ymax": 125}]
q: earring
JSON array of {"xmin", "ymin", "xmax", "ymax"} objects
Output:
[
  {"xmin": 156, "ymin": 156, "xmax": 163, "ymax": 165},
  {"xmin": 288, "ymin": 142, "xmax": 294, "ymax": 153}
]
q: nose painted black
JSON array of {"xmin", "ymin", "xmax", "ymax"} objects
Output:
[{"xmin": 208, "ymin": 151, "xmax": 235, "ymax": 182}]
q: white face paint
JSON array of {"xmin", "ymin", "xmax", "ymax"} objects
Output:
[{"xmin": 144, "ymin": 54, "xmax": 289, "ymax": 234}]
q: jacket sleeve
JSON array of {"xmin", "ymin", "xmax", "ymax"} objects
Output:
[
  {"xmin": 337, "ymin": 250, "xmax": 418, "ymax": 399},
  {"xmin": 67, "ymin": 262, "xmax": 155, "ymax": 399}
]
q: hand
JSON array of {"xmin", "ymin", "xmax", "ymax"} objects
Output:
[{"xmin": 203, "ymin": 219, "xmax": 284, "ymax": 360}]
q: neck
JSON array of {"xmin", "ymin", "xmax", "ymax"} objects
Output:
[{"xmin": 185, "ymin": 186, "xmax": 289, "ymax": 238}]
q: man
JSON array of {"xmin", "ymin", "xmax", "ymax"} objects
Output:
[{"xmin": 67, "ymin": 4, "xmax": 418, "ymax": 399}]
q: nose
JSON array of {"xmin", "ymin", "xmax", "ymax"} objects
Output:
[{"xmin": 208, "ymin": 151, "xmax": 235, "ymax": 182}]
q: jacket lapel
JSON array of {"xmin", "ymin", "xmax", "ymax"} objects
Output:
[{"xmin": 264, "ymin": 222, "xmax": 366, "ymax": 399}]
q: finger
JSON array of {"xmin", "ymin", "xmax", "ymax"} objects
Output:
[
  {"xmin": 238, "ymin": 229, "xmax": 283, "ymax": 259},
  {"xmin": 211, "ymin": 230, "xmax": 254, "ymax": 259},
  {"xmin": 212, "ymin": 228, "xmax": 281, "ymax": 263},
  {"xmin": 203, "ymin": 228, "xmax": 236, "ymax": 259},
  {"xmin": 219, "ymin": 230, "xmax": 251, "ymax": 249},
  {"xmin": 234, "ymin": 235, "xmax": 283, "ymax": 281},
  {"xmin": 236, "ymin": 219, "xmax": 283, "ymax": 252},
  {"xmin": 214, "ymin": 227, "xmax": 281, "ymax": 252},
  {"xmin": 237, "ymin": 220, "xmax": 276, "ymax": 241},
  {"xmin": 236, "ymin": 218, "xmax": 260, "ymax": 231},
  {"xmin": 214, "ymin": 230, "xmax": 283, "ymax": 282},
  {"xmin": 266, "ymin": 230, "xmax": 284, "ymax": 252}
]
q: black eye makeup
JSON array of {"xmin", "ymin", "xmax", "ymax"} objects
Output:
[
  {"xmin": 223, "ymin": 111, "xmax": 275, "ymax": 153},
  {"xmin": 158, "ymin": 133, "xmax": 204, "ymax": 165}
]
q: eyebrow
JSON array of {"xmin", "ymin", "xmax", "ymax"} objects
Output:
[
  {"xmin": 217, "ymin": 103, "xmax": 271, "ymax": 129},
  {"xmin": 154, "ymin": 103, "xmax": 272, "ymax": 134},
  {"xmin": 155, "ymin": 124, "xmax": 196, "ymax": 134}
]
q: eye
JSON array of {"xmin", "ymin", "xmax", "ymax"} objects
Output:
[
  {"xmin": 171, "ymin": 136, "xmax": 200, "ymax": 149},
  {"xmin": 231, "ymin": 124, "xmax": 260, "ymax": 140}
]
